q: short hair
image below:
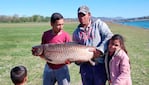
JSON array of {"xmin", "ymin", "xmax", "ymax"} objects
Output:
[
  {"xmin": 10, "ymin": 65, "xmax": 27, "ymax": 84},
  {"xmin": 50, "ymin": 12, "xmax": 64, "ymax": 23}
]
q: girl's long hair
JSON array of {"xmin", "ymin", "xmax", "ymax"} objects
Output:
[{"xmin": 109, "ymin": 34, "xmax": 127, "ymax": 54}]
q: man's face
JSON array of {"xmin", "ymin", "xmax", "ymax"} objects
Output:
[
  {"xmin": 51, "ymin": 19, "xmax": 64, "ymax": 34},
  {"xmin": 78, "ymin": 13, "xmax": 90, "ymax": 26}
]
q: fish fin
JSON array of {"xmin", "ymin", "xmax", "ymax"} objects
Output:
[
  {"xmin": 45, "ymin": 57, "xmax": 53, "ymax": 62},
  {"xmin": 89, "ymin": 60, "xmax": 96, "ymax": 66}
]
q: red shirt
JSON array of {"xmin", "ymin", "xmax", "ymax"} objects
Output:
[{"xmin": 41, "ymin": 29, "xmax": 71, "ymax": 69}]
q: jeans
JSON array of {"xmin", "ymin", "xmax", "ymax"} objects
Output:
[
  {"xmin": 80, "ymin": 63, "xmax": 107, "ymax": 85},
  {"xmin": 43, "ymin": 64, "xmax": 70, "ymax": 85}
]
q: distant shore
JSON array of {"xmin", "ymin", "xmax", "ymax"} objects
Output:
[{"xmin": 117, "ymin": 20, "xmax": 149, "ymax": 29}]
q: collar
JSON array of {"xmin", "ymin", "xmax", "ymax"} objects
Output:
[
  {"xmin": 51, "ymin": 30, "xmax": 63, "ymax": 35},
  {"xmin": 79, "ymin": 20, "xmax": 91, "ymax": 31}
]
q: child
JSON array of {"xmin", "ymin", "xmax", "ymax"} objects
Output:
[
  {"xmin": 10, "ymin": 65, "xmax": 27, "ymax": 85},
  {"xmin": 105, "ymin": 34, "xmax": 132, "ymax": 85},
  {"xmin": 41, "ymin": 12, "xmax": 71, "ymax": 85}
]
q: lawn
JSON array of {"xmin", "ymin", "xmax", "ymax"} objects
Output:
[{"xmin": 0, "ymin": 22, "xmax": 149, "ymax": 85}]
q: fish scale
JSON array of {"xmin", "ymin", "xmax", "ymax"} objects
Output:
[{"xmin": 32, "ymin": 43, "xmax": 96, "ymax": 65}]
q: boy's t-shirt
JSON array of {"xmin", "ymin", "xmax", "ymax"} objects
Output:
[{"xmin": 41, "ymin": 29, "xmax": 71, "ymax": 69}]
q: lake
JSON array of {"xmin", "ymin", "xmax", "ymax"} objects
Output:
[{"xmin": 119, "ymin": 20, "xmax": 149, "ymax": 29}]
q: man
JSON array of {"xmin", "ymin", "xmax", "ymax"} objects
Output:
[
  {"xmin": 10, "ymin": 65, "xmax": 27, "ymax": 85},
  {"xmin": 73, "ymin": 5, "xmax": 113, "ymax": 85},
  {"xmin": 41, "ymin": 13, "xmax": 71, "ymax": 85}
]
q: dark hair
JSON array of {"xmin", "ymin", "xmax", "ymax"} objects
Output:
[
  {"xmin": 10, "ymin": 65, "xmax": 27, "ymax": 84},
  {"xmin": 50, "ymin": 12, "xmax": 64, "ymax": 23},
  {"xmin": 110, "ymin": 34, "xmax": 127, "ymax": 54}
]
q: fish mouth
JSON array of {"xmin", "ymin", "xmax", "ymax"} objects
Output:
[
  {"xmin": 31, "ymin": 47, "xmax": 38, "ymax": 56},
  {"xmin": 31, "ymin": 47, "xmax": 42, "ymax": 56}
]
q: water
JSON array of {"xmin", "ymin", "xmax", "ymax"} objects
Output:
[{"xmin": 119, "ymin": 20, "xmax": 149, "ymax": 29}]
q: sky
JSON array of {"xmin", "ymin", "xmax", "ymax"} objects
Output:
[{"xmin": 0, "ymin": 0, "xmax": 149, "ymax": 18}]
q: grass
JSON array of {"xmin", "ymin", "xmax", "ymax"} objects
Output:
[{"xmin": 0, "ymin": 22, "xmax": 149, "ymax": 85}]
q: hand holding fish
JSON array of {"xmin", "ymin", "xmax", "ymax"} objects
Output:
[{"xmin": 90, "ymin": 49, "xmax": 103, "ymax": 58}]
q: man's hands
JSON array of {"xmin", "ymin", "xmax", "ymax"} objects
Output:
[{"xmin": 89, "ymin": 48, "xmax": 102, "ymax": 58}]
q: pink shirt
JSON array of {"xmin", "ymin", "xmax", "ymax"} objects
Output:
[
  {"xmin": 42, "ymin": 30, "xmax": 71, "ymax": 44},
  {"xmin": 105, "ymin": 49, "xmax": 132, "ymax": 85},
  {"xmin": 41, "ymin": 29, "xmax": 71, "ymax": 69}
]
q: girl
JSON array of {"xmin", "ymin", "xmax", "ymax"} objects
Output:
[{"xmin": 105, "ymin": 34, "xmax": 132, "ymax": 85}]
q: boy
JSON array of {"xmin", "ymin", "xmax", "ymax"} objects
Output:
[
  {"xmin": 10, "ymin": 65, "xmax": 27, "ymax": 85},
  {"xmin": 41, "ymin": 12, "xmax": 71, "ymax": 85}
]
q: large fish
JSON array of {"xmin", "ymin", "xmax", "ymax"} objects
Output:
[{"xmin": 32, "ymin": 43, "xmax": 96, "ymax": 65}]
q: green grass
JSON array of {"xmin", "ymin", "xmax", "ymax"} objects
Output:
[{"xmin": 0, "ymin": 22, "xmax": 149, "ymax": 85}]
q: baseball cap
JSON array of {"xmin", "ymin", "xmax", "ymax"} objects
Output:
[{"xmin": 78, "ymin": 5, "xmax": 90, "ymax": 14}]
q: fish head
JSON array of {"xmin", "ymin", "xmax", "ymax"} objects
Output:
[{"xmin": 32, "ymin": 45, "xmax": 43, "ymax": 56}]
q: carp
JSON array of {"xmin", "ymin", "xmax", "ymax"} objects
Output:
[{"xmin": 32, "ymin": 43, "xmax": 96, "ymax": 65}]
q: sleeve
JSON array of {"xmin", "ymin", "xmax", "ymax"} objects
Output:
[
  {"xmin": 72, "ymin": 30, "xmax": 78, "ymax": 42},
  {"xmin": 41, "ymin": 32, "xmax": 46, "ymax": 44},
  {"xmin": 112, "ymin": 53, "xmax": 131, "ymax": 85},
  {"xmin": 97, "ymin": 20, "xmax": 113, "ymax": 53},
  {"xmin": 65, "ymin": 32, "xmax": 71, "ymax": 42}
]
